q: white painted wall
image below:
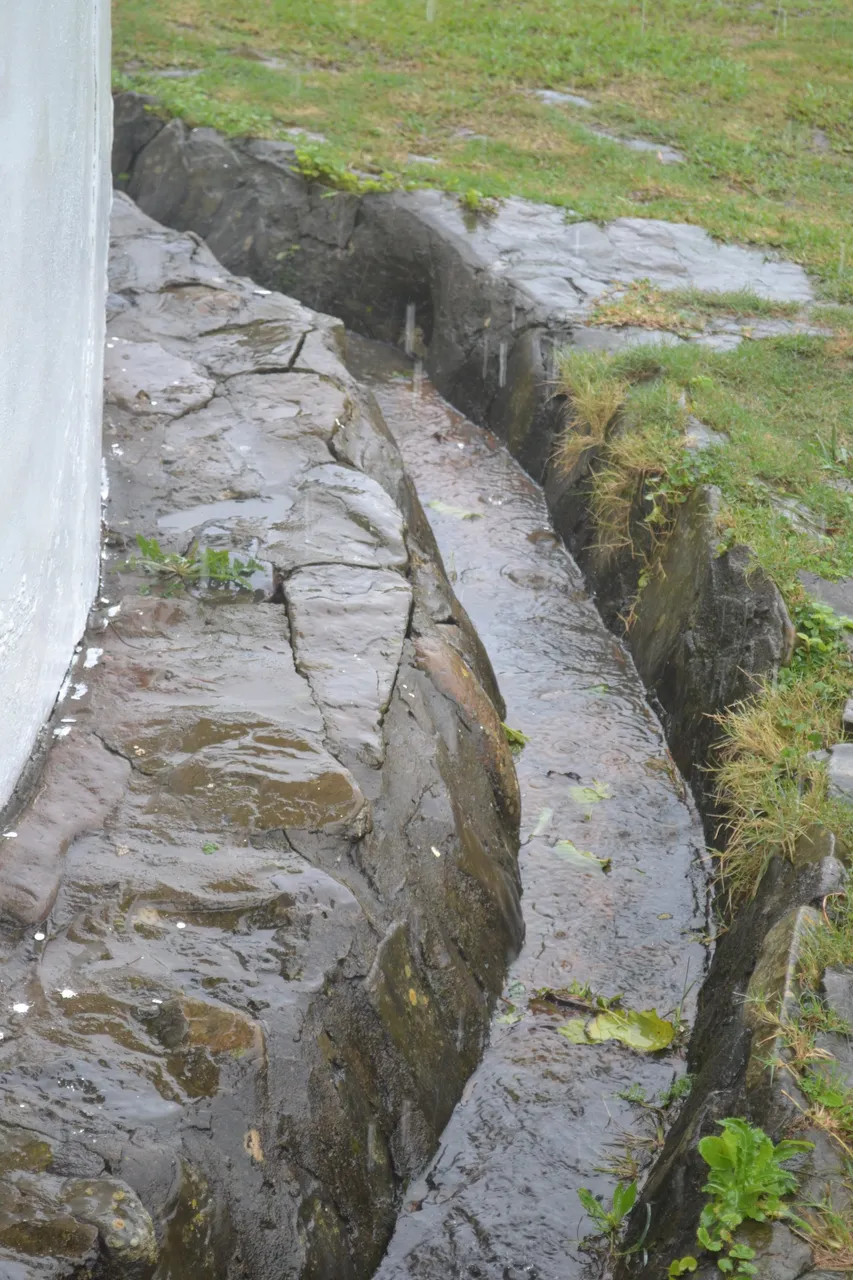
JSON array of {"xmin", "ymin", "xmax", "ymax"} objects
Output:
[{"xmin": 0, "ymin": 2, "xmax": 111, "ymax": 808}]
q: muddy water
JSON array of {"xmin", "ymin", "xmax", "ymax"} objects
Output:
[{"xmin": 346, "ymin": 337, "xmax": 710, "ymax": 1280}]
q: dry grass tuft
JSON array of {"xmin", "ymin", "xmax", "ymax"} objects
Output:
[
  {"xmin": 553, "ymin": 350, "xmax": 628, "ymax": 474},
  {"xmin": 713, "ymin": 680, "xmax": 833, "ymax": 904}
]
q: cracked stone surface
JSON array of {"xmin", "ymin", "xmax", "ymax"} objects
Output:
[
  {"xmin": 285, "ymin": 565, "xmax": 412, "ymax": 769},
  {"xmin": 108, "ymin": 99, "xmax": 831, "ymax": 1278},
  {"xmin": 0, "ymin": 194, "xmax": 522, "ymax": 1279}
]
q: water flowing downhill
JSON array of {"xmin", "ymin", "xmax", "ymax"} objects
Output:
[{"xmin": 345, "ymin": 336, "xmax": 711, "ymax": 1279}]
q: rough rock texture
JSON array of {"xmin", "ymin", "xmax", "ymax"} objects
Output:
[
  {"xmin": 108, "ymin": 99, "xmax": 828, "ymax": 1278},
  {"xmin": 111, "ymin": 92, "xmax": 801, "ymax": 810},
  {"xmin": 0, "ymin": 195, "xmax": 522, "ymax": 1279},
  {"xmin": 628, "ymin": 487, "xmax": 794, "ymax": 797},
  {"xmin": 618, "ymin": 826, "xmax": 850, "ymax": 1278}
]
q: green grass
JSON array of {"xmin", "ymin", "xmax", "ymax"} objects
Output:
[
  {"xmin": 555, "ymin": 326, "xmax": 853, "ymax": 902},
  {"xmin": 113, "ymin": 0, "xmax": 853, "ymax": 299}
]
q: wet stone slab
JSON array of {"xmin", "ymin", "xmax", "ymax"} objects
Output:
[
  {"xmin": 0, "ymin": 196, "xmax": 523, "ymax": 1279},
  {"xmin": 347, "ymin": 338, "xmax": 708, "ymax": 1280}
]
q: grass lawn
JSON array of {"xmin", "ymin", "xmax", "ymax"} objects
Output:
[{"xmin": 112, "ymin": 0, "xmax": 853, "ymax": 299}]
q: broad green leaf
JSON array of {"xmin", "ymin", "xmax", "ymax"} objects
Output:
[
  {"xmin": 773, "ymin": 1138, "xmax": 814, "ymax": 1162},
  {"xmin": 668, "ymin": 1260, "xmax": 697, "ymax": 1278},
  {"xmin": 585, "ymin": 1008, "xmax": 675, "ymax": 1052},
  {"xmin": 612, "ymin": 1181, "xmax": 637, "ymax": 1219},
  {"xmin": 698, "ymin": 1136, "xmax": 730, "ymax": 1169},
  {"xmin": 502, "ymin": 723, "xmax": 530, "ymax": 753},
  {"xmin": 577, "ymin": 1187, "xmax": 602, "ymax": 1218},
  {"xmin": 729, "ymin": 1244, "xmax": 755, "ymax": 1261},
  {"xmin": 557, "ymin": 1018, "xmax": 591, "ymax": 1043},
  {"xmin": 554, "ymin": 840, "xmax": 612, "ymax": 874}
]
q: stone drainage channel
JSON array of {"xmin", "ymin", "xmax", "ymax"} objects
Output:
[
  {"xmin": 350, "ymin": 337, "xmax": 708, "ymax": 1278},
  {"xmin": 105, "ymin": 98, "xmax": 851, "ymax": 1278}
]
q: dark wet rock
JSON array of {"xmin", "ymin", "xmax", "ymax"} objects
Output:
[
  {"xmin": 684, "ymin": 414, "xmax": 728, "ymax": 453},
  {"xmin": 619, "ymin": 826, "xmax": 848, "ymax": 1275},
  {"xmin": 108, "ymin": 99, "xmax": 833, "ymax": 1278},
  {"xmin": 355, "ymin": 342, "xmax": 706, "ymax": 1279},
  {"xmin": 843, "ymin": 697, "xmax": 853, "ymax": 734},
  {"xmin": 104, "ymin": 338, "xmax": 215, "ymax": 415},
  {"xmin": 112, "ymin": 93, "xmax": 168, "ymax": 183},
  {"xmin": 111, "ymin": 90, "xmax": 810, "ymax": 816},
  {"xmin": 798, "ymin": 570, "xmax": 853, "ymax": 623},
  {"xmin": 285, "ymin": 565, "xmax": 412, "ymax": 768},
  {"xmin": 822, "ymin": 966, "xmax": 853, "ymax": 1028},
  {"xmin": 264, "ymin": 463, "xmax": 409, "ymax": 572},
  {"xmin": 621, "ymin": 486, "xmax": 794, "ymax": 799},
  {"xmin": 0, "ymin": 736, "xmax": 129, "ymax": 926},
  {"xmin": 0, "ymin": 196, "xmax": 521, "ymax": 1279},
  {"xmin": 827, "ymin": 742, "xmax": 853, "ymax": 802}
]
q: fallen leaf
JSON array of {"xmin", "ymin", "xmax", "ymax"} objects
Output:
[
  {"xmin": 554, "ymin": 840, "xmax": 612, "ymax": 874},
  {"xmin": 496, "ymin": 1009, "xmax": 523, "ymax": 1025},
  {"xmin": 428, "ymin": 499, "xmax": 482, "ymax": 520},
  {"xmin": 531, "ymin": 807, "xmax": 553, "ymax": 837},
  {"xmin": 557, "ymin": 1018, "xmax": 590, "ymax": 1043},
  {"xmin": 569, "ymin": 781, "xmax": 613, "ymax": 806},
  {"xmin": 586, "ymin": 1008, "xmax": 675, "ymax": 1052},
  {"xmin": 558, "ymin": 1008, "xmax": 674, "ymax": 1052}
]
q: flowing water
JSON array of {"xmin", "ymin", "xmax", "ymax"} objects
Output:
[{"xmin": 345, "ymin": 336, "xmax": 711, "ymax": 1280}]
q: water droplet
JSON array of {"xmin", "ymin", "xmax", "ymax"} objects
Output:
[
  {"xmin": 59, "ymin": 989, "xmax": 77, "ymax": 1000},
  {"xmin": 498, "ymin": 341, "xmax": 507, "ymax": 388},
  {"xmin": 176, "ymin": 922, "xmax": 187, "ymax": 930},
  {"xmin": 33, "ymin": 932, "xmax": 45, "ymax": 942},
  {"xmin": 12, "ymin": 1003, "xmax": 29, "ymax": 1015},
  {"xmin": 404, "ymin": 303, "xmax": 416, "ymax": 356}
]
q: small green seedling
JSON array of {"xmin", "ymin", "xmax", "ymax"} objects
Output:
[
  {"xmin": 202, "ymin": 841, "xmax": 219, "ymax": 855},
  {"xmin": 668, "ymin": 1259, "xmax": 697, "ymax": 1277},
  {"xmin": 578, "ymin": 1180, "xmax": 637, "ymax": 1245},
  {"xmin": 124, "ymin": 535, "xmax": 262, "ymax": 592},
  {"xmin": 693, "ymin": 1118, "xmax": 812, "ymax": 1276},
  {"xmin": 502, "ymin": 723, "xmax": 530, "ymax": 753}
]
